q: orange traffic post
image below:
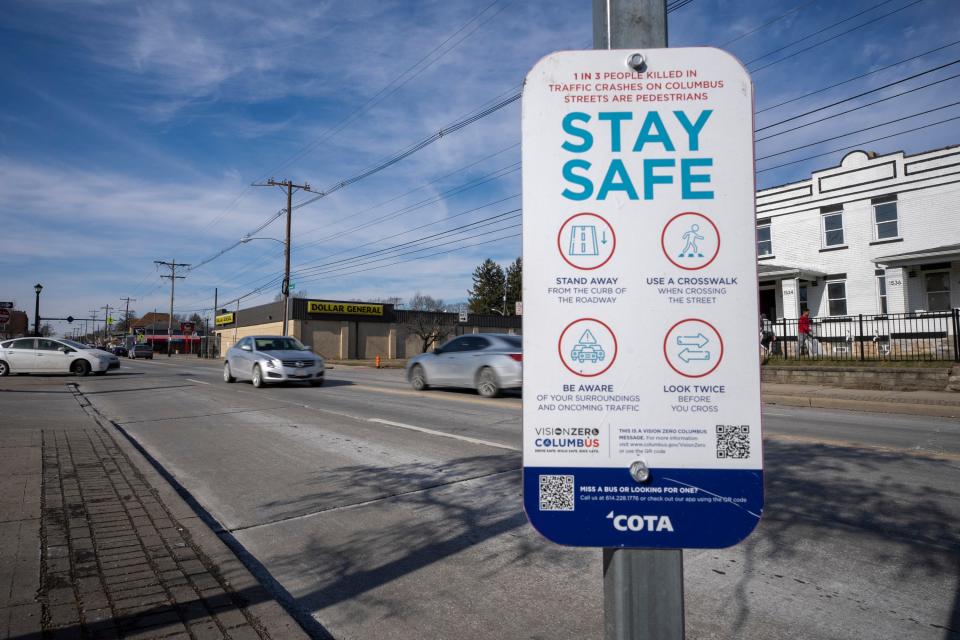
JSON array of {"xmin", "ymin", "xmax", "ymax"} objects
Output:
[{"xmin": 375, "ymin": 355, "xmax": 381, "ymax": 368}]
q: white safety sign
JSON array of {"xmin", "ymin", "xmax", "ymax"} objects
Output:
[{"xmin": 522, "ymin": 48, "xmax": 763, "ymax": 548}]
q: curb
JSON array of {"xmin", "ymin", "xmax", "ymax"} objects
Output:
[
  {"xmin": 75, "ymin": 387, "xmax": 314, "ymax": 640},
  {"xmin": 763, "ymin": 393, "xmax": 960, "ymax": 418}
]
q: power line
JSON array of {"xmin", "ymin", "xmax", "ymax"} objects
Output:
[
  {"xmin": 756, "ymin": 68, "xmax": 960, "ymax": 141},
  {"xmin": 756, "ymin": 57, "xmax": 960, "ymax": 131},
  {"xmin": 196, "ymin": 1, "xmax": 512, "ymax": 236},
  {"xmin": 757, "ymin": 100, "xmax": 960, "ymax": 161},
  {"xmin": 757, "ymin": 114, "xmax": 960, "ymax": 173},
  {"xmin": 744, "ymin": 0, "xmax": 899, "ymax": 66},
  {"xmin": 756, "ymin": 39, "xmax": 960, "ymax": 114},
  {"xmin": 748, "ymin": 0, "xmax": 927, "ymax": 73},
  {"xmin": 719, "ymin": 0, "xmax": 820, "ymax": 47}
]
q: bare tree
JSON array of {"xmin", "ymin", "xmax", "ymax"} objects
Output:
[{"xmin": 405, "ymin": 292, "xmax": 454, "ymax": 353}]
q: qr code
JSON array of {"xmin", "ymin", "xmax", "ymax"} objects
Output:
[
  {"xmin": 539, "ymin": 474, "xmax": 575, "ymax": 511},
  {"xmin": 716, "ymin": 425, "xmax": 750, "ymax": 459}
]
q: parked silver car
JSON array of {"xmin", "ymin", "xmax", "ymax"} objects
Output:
[
  {"xmin": 0, "ymin": 337, "xmax": 120, "ymax": 376},
  {"xmin": 406, "ymin": 333, "xmax": 522, "ymax": 397},
  {"xmin": 223, "ymin": 335, "xmax": 325, "ymax": 388}
]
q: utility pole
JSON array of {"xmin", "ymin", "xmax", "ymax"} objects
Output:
[
  {"xmin": 252, "ymin": 178, "xmax": 318, "ymax": 336},
  {"xmin": 101, "ymin": 304, "xmax": 113, "ymax": 345},
  {"xmin": 211, "ymin": 287, "xmax": 218, "ymax": 358},
  {"xmin": 155, "ymin": 259, "xmax": 189, "ymax": 357},
  {"xmin": 120, "ymin": 296, "xmax": 136, "ymax": 334},
  {"xmin": 88, "ymin": 311, "xmax": 98, "ymax": 344},
  {"xmin": 592, "ymin": 3, "xmax": 678, "ymax": 640}
]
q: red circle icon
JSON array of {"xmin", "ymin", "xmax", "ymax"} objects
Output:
[
  {"xmin": 662, "ymin": 318, "xmax": 724, "ymax": 378},
  {"xmin": 558, "ymin": 318, "xmax": 618, "ymax": 377},
  {"xmin": 660, "ymin": 212, "xmax": 720, "ymax": 271},
  {"xmin": 557, "ymin": 212, "xmax": 617, "ymax": 271}
]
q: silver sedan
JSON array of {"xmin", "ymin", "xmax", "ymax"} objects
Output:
[
  {"xmin": 0, "ymin": 337, "xmax": 119, "ymax": 376},
  {"xmin": 406, "ymin": 333, "xmax": 522, "ymax": 397},
  {"xmin": 223, "ymin": 335, "xmax": 325, "ymax": 388}
]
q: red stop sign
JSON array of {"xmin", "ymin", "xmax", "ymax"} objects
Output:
[{"xmin": 0, "ymin": 309, "xmax": 9, "ymax": 325}]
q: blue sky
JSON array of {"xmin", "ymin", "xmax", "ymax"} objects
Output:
[{"xmin": 1, "ymin": 0, "xmax": 958, "ymax": 332}]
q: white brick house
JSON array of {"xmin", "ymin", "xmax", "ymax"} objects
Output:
[{"xmin": 755, "ymin": 145, "xmax": 960, "ymax": 321}]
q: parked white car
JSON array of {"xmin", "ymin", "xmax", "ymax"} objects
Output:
[
  {"xmin": 0, "ymin": 337, "xmax": 120, "ymax": 376},
  {"xmin": 223, "ymin": 335, "xmax": 325, "ymax": 388}
]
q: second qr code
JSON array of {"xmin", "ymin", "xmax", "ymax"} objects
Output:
[{"xmin": 716, "ymin": 425, "xmax": 750, "ymax": 459}]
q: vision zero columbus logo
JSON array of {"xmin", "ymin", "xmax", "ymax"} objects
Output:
[
  {"xmin": 606, "ymin": 511, "xmax": 674, "ymax": 532},
  {"xmin": 534, "ymin": 427, "xmax": 600, "ymax": 448}
]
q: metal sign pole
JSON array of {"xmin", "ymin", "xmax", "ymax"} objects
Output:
[{"xmin": 592, "ymin": 2, "xmax": 684, "ymax": 639}]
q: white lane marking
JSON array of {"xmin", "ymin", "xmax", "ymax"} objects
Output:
[
  {"xmin": 185, "ymin": 378, "xmax": 210, "ymax": 385},
  {"xmin": 367, "ymin": 418, "xmax": 519, "ymax": 451}
]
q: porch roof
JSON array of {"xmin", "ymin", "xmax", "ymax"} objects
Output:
[
  {"xmin": 757, "ymin": 262, "xmax": 826, "ymax": 281},
  {"xmin": 872, "ymin": 242, "xmax": 960, "ymax": 267}
]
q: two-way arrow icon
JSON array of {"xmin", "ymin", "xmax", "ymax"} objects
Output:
[
  {"xmin": 678, "ymin": 348, "xmax": 711, "ymax": 363},
  {"xmin": 676, "ymin": 333, "xmax": 709, "ymax": 349}
]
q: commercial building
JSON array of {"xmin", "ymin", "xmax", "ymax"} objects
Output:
[
  {"xmin": 213, "ymin": 299, "xmax": 520, "ymax": 359},
  {"xmin": 756, "ymin": 145, "xmax": 960, "ymax": 320}
]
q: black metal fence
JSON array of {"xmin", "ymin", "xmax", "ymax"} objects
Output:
[{"xmin": 761, "ymin": 309, "xmax": 960, "ymax": 362}]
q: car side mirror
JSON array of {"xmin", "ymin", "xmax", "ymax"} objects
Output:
[
  {"xmin": 433, "ymin": 347, "xmax": 444, "ymax": 355},
  {"xmin": 59, "ymin": 346, "xmax": 71, "ymax": 353},
  {"xmin": 240, "ymin": 344, "xmax": 252, "ymax": 352}
]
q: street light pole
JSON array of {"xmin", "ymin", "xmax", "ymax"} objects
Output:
[{"xmin": 33, "ymin": 283, "xmax": 43, "ymax": 336}]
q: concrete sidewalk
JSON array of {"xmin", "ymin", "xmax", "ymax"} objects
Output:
[
  {"xmin": 0, "ymin": 377, "xmax": 309, "ymax": 640},
  {"xmin": 762, "ymin": 382, "xmax": 960, "ymax": 418}
]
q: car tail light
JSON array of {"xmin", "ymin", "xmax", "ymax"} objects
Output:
[{"xmin": 507, "ymin": 353, "xmax": 522, "ymax": 362}]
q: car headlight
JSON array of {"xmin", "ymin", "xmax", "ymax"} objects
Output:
[{"xmin": 264, "ymin": 359, "xmax": 277, "ymax": 368}]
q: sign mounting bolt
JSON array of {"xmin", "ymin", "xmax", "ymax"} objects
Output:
[
  {"xmin": 627, "ymin": 53, "xmax": 646, "ymax": 72},
  {"xmin": 629, "ymin": 460, "xmax": 650, "ymax": 483}
]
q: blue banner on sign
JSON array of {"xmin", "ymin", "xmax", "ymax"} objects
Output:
[{"xmin": 523, "ymin": 467, "xmax": 763, "ymax": 548}]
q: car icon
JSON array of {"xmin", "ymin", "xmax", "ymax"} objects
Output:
[{"xmin": 571, "ymin": 343, "xmax": 605, "ymax": 363}]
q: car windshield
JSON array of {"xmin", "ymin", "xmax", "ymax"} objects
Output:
[
  {"xmin": 254, "ymin": 337, "xmax": 308, "ymax": 351},
  {"xmin": 60, "ymin": 339, "xmax": 90, "ymax": 349},
  {"xmin": 501, "ymin": 336, "xmax": 522, "ymax": 348}
]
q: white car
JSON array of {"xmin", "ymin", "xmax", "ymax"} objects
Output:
[
  {"xmin": 223, "ymin": 335, "xmax": 325, "ymax": 388},
  {"xmin": 0, "ymin": 337, "xmax": 120, "ymax": 376}
]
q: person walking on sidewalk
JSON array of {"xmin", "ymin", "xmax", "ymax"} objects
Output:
[{"xmin": 798, "ymin": 308, "xmax": 813, "ymax": 356}]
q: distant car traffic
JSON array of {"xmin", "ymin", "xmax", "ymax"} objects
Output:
[
  {"xmin": 406, "ymin": 333, "xmax": 522, "ymax": 398},
  {"xmin": 223, "ymin": 335, "xmax": 325, "ymax": 388},
  {"xmin": 110, "ymin": 345, "xmax": 128, "ymax": 357},
  {"xmin": 128, "ymin": 343, "xmax": 154, "ymax": 359},
  {"xmin": 0, "ymin": 338, "xmax": 120, "ymax": 376}
]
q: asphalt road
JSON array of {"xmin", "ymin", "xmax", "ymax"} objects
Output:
[{"xmin": 10, "ymin": 357, "xmax": 959, "ymax": 640}]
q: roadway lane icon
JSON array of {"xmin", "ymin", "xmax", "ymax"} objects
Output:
[
  {"xmin": 559, "ymin": 318, "xmax": 617, "ymax": 377},
  {"xmin": 663, "ymin": 319, "xmax": 723, "ymax": 378},
  {"xmin": 558, "ymin": 213, "xmax": 616, "ymax": 270}
]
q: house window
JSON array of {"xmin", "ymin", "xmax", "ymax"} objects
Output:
[
  {"xmin": 826, "ymin": 280, "xmax": 847, "ymax": 316},
  {"xmin": 876, "ymin": 275, "xmax": 887, "ymax": 314},
  {"xmin": 821, "ymin": 206, "xmax": 844, "ymax": 247},
  {"xmin": 924, "ymin": 271, "xmax": 951, "ymax": 311},
  {"xmin": 756, "ymin": 222, "xmax": 772, "ymax": 256},
  {"xmin": 799, "ymin": 284, "xmax": 808, "ymax": 312},
  {"xmin": 873, "ymin": 196, "xmax": 899, "ymax": 240}
]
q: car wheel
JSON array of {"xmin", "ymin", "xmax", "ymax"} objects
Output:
[
  {"xmin": 0, "ymin": 360, "xmax": 8, "ymax": 377},
  {"xmin": 251, "ymin": 364, "xmax": 264, "ymax": 388},
  {"xmin": 223, "ymin": 362, "xmax": 236, "ymax": 383},
  {"xmin": 71, "ymin": 360, "xmax": 90, "ymax": 377},
  {"xmin": 410, "ymin": 365, "xmax": 428, "ymax": 391},
  {"xmin": 476, "ymin": 367, "xmax": 499, "ymax": 398}
]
